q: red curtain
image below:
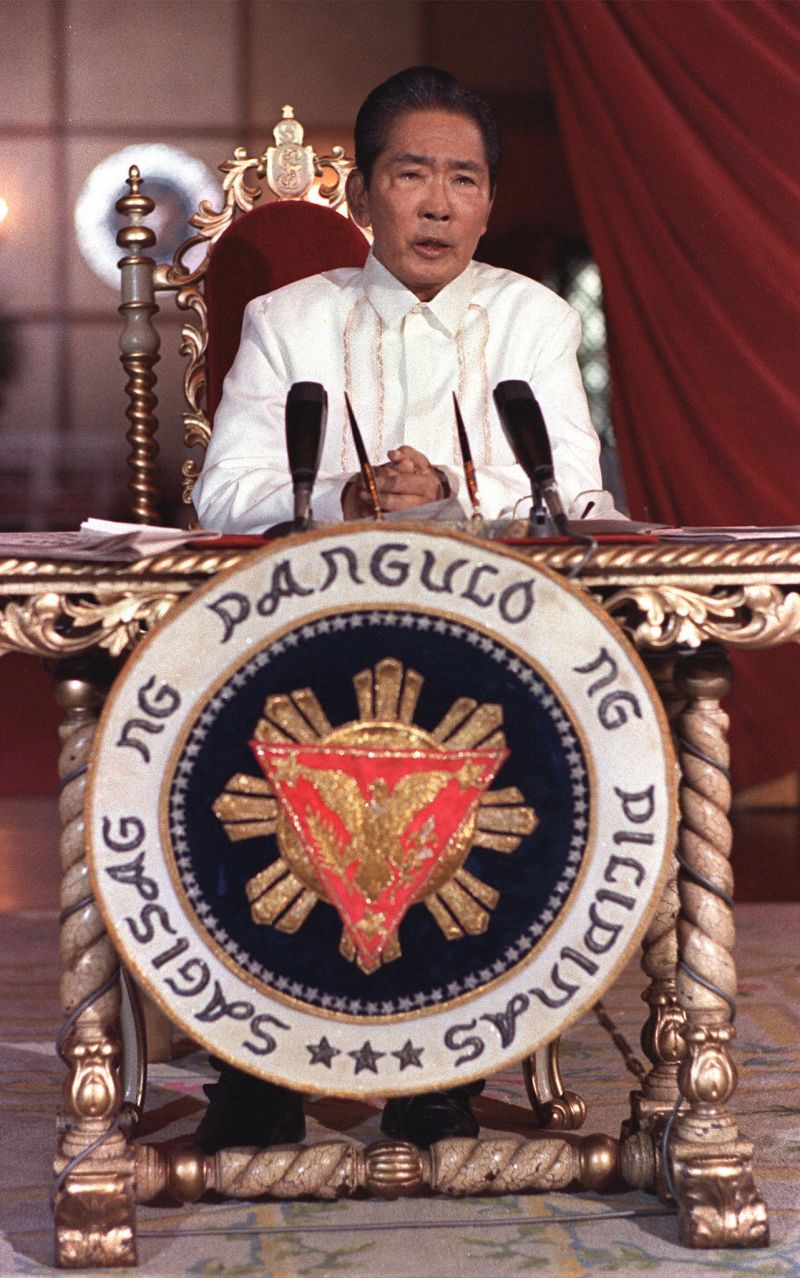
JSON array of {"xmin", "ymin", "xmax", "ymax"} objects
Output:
[{"xmin": 542, "ymin": 0, "xmax": 800, "ymax": 788}]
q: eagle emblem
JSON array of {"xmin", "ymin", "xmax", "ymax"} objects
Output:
[{"xmin": 213, "ymin": 658, "xmax": 537, "ymax": 973}]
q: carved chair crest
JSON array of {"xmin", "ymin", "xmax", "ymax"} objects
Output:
[{"xmin": 116, "ymin": 108, "xmax": 360, "ymax": 523}]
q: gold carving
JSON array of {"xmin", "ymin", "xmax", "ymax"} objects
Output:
[
  {"xmin": 265, "ymin": 106, "xmax": 316, "ymax": 200},
  {"xmin": 671, "ymin": 1148, "xmax": 769, "ymax": 1248},
  {"xmin": 578, "ymin": 1134, "xmax": 620, "ymax": 1192},
  {"xmin": 620, "ymin": 1129, "xmax": 658, "ymax": 1192},
  {"xmin": 679, "ymin": 1024, "xmax": 737, "ymax": 1114},
  {"xmin": 637, "ymin": 984, "xmax": 687, "ymax": 1115},
  {"xmin": 0, "ymin": 594, "xmax": 101, "ymax": 659},
  {"xmin": 364, "ymin": 1140, "xmax": 427, "ymax": 1196},
  {"xmin": 601, "ymin": 582, "xmax": 800, "ymax": 650},
  {"xmin": 0, "ymin": 588, "xmax": 185, "ymax": 660},
  {"xmin": 60, "ymin": 590, "xmax": 182, "ymax": 657},
  {"xmin": 177, "ymin": 284, "xmax": 210, "ymax": 505},
  {"xmin": 64, "ymin": 1036, "xmax": 121, "ymax": 1122},
  {"xmin": 54, "ymin": 1172, "xmax": 136, "ymax": 1269}
]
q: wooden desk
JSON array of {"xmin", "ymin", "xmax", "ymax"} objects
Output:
[{"xmin": 2, "ymin": 535, "xmax": 796, "ymax": 1265}]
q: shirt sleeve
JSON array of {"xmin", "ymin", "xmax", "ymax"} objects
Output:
[
  {"xmin": 528, "ymin": 305, "xmax": 608, "ymax": 517},
  {"xmin": 192, "ymin": 300, "xmax": 350, "ymax": 533}
]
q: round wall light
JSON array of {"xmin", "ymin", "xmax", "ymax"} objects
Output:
[{"xmin": 74, "ymin": 144, "xmax": 218, "ymax": 289}]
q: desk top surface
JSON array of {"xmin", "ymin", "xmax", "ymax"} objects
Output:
[{"xmin": 2, "ymin": 526, "xmax": 800, "ymax": 658}]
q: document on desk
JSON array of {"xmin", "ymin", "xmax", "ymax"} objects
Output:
[
  {"xmin": 0, "ymin": 520, "xmax": 222, "ymax": 561},
  {"xmin": 575, "ymin": 521, "xmax": 800, "ymax": 541},
  {"xmin": 655, "ymin": 526, "xmax": 800, "ymax": 542}
]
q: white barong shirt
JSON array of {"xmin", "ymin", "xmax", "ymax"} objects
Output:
[{"xmin": 193, "ymin": 251, "xmax": 609, "ymax": 531}]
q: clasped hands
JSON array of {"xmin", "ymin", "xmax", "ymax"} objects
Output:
[{"xmin": 341, "ymin": 446, "xmax": 449, "ymax": 519}]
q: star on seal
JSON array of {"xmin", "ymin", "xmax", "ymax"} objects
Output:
[
  {"xmin": 306, "ymin": 1036, "xmax": 340, "ymax": 1068},
  {"xmin": 348, "ymin": 1040, "xmax": 384, "ymax": 1075},
  {"xmin": 392, "ymin": 1039, "xmax": 424, "ymax": 1070}
]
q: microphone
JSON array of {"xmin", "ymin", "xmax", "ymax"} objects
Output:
[
  {"xmin": 492, "ymin": 380, "xmax": 569, "ymax": 536},
  {"xmin": 285, "ymin": 381, "xmax": 327, "ymax": 531}
]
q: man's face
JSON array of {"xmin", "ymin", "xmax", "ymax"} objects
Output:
[{"xmin": 348, "ymin": 108, "xmax": 494, "ymax": 302}]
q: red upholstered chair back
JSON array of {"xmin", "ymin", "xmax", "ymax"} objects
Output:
[{"xmin": 205, "ymin": 200, "xmax": 370, "ymax": 420}]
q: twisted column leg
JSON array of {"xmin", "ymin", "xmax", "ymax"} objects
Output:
[
  {"xmin": 625, "ymin": 653, "xmax": 686, "ymax": 1153},
  {"xmin": 52, "ymin": 659, "xmax": 137, "ymax": 1268},
  {"xmin": 669, "ymin": 645, "xmax": 768, "ymax": 1248}
]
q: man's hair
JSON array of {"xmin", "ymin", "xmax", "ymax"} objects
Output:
[{"xmin": 354, "ymin": 66, "xmax": 501, "ymax": 192}]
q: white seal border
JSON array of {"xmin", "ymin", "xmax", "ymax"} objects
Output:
[{"xmin": 86, "ymin": 525, "xmax": 678, "ymax": 1095}]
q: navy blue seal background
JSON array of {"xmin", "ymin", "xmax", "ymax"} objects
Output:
[{"xmin": 171, "ymin": 610, "xmax": 589, "ymax": 1016}]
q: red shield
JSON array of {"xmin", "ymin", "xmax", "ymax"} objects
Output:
[{"xmin": 250, "ymin": 741, "xmax": 507, "ymax": 971}]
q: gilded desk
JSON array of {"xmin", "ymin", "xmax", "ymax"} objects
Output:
[{"xmin": 2, "ymin": 533, "xmax": 797, "ymax": 1265}]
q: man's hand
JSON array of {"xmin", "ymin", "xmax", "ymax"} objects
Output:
[{"xmin": 341, "ymin": 446, "xmax": 447, "ymax": 518}]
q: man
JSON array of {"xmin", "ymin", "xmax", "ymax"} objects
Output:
[
  {"xmin": 194, "ymin": 67, "xmax": 613, "ymax": 1155},
  {"xmin": 192, "ymin": 67, "xmax": 611, "ymax": 533}
]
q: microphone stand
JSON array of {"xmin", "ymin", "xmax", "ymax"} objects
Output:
[
  {"xmin": 492, "ymin": 379, "xmax": 597, "ymax": 572},
  {"xmin": 528, "ymin": 489, "xmax": 551, "ymax": 538}
]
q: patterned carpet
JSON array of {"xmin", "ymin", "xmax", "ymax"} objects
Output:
[{"xmin": 1, "ymin": 903, "xmax": 798, "ymax": 1277}]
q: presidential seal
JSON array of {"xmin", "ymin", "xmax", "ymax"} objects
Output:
[{"xmin": 87, "ymin": 526, "xmax": 677, "ymax": 1096}]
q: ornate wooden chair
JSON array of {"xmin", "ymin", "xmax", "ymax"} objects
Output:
[{"xmin": 116, "ymin": 107, "xmax": 369, "ymax": 524}]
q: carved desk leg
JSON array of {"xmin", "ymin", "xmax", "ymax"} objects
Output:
[
  {"xmin": 625, "ymin": 654, "xmax": 686, "ymax": 1163},
  {"xmin": 668, "ymin": 646, "xmax": 768, "ymax": 1248},
  {"xmin": 52, "ymin": 661, "xmax": 137, "ymax": 1268}
]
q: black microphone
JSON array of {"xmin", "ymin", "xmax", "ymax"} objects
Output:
[
  {"xmin": 493, "ymin": 380, "xmax": 569, "ymax": 536},
  {"xmin": 285, "ymin": 381, "xmax": 327, "ymax": 531}
]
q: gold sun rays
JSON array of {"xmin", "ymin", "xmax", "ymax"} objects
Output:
[{"xmin": 211, "ymin": 657, "xmax": 537, "ymax": 968}]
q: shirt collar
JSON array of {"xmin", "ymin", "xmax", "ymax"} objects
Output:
[{"xmin": 361, "ymin": 249, "xmax": 475, "ymax": 336}]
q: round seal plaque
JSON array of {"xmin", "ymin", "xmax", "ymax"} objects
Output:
[{"xmin": 87, "ymin": 526, "xmax": 677, "ymax": 1096}]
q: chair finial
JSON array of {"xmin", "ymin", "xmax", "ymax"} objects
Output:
[
  {"xmin": 116, "ymin": 164, "xmax": 155, "ymax": 245},
  {"xmin": 267, "ymin": 107, "xmax": 314, "ymax": 198}
]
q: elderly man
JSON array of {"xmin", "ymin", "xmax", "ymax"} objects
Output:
[
  {"xmin": 192, "ymin": 67, "xmax": 610, "ymax": 532},
  {"xmin": 194, "ymin": 66, "xmax": 612, "ymax": 1154}
]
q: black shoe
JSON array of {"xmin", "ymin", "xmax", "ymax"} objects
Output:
[
  {"xmin": 195, "ymin": 1063, "xmax": 306, "ymax": 1153},
  {"xmin": 380, "ymin": 1087, "xmax": 479, "ymax": 1148}
]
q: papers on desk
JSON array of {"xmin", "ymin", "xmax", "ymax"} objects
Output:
[
  {"xmin": 652, "ymin": 526, "xmax": 800, "ymax": 542},
  {"xmin": 1, "ymin": 519, "xmax": 799, "ymax": 562},
  {"xmin": 0, "ymin": 520, "xmax": 222, "ymax": 562},
  {"xmin": 577, "ymin": 520, "xmax": 800, "ymax": 541}
]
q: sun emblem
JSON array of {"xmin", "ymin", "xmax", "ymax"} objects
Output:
[{"xmin": 212, "ymin": 657, "xmax": 537, "ymax": 973}]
